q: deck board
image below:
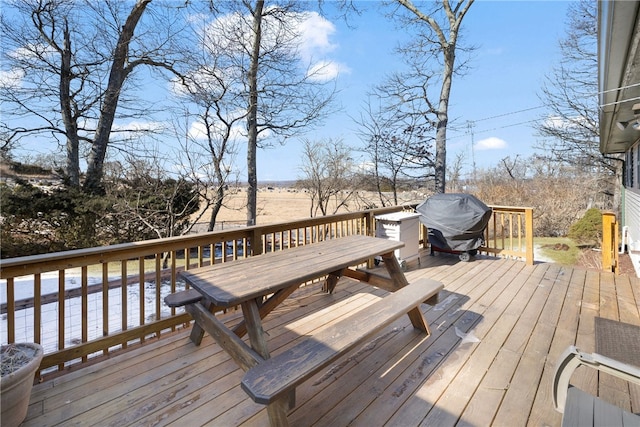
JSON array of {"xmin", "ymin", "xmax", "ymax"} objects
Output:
[{"xmin": 22, "ymin": 251, "xmax": 640, "ymax": 427}]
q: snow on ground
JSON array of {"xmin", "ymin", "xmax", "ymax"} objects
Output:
[{"xmin": 1, "ymin": 271, "xmax": 185, "ymax": 354}]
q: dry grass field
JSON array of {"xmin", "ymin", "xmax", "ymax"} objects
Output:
[{"xmin": 208, "ymin": 187, "xmax": 429, "ymax": 226}]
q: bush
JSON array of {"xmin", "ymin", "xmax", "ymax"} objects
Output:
[
  {"xmin": 1, "ymin": 175, "xmax": 201, "ymax": 258},
  {"xmin": 567, "ymin": 208, "xmax": 602, "ymax": 247}
]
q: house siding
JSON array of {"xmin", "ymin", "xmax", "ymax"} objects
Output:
[
  {"xmin": 624, "ymin": 187, "xmax": 640, "ymax": 250},
  {"xmin": 624, "ymin": 142, "xmax": 640, "ymax": 251}
]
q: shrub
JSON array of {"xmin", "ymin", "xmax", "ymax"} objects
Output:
[{"xmin": 567, "ymin": 208, "xmax": 602, "ymax": 247}]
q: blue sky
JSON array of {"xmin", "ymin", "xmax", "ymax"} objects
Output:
[
  {"xmin": 2, "ymin": 1, "xmax": 573, "ymax": 183},
  {"xmin": 258, "ymin": 1, "xmax": 572, "ymax": 182}
]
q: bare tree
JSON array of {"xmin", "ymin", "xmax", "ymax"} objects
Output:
[
  {"xmin": 446, "ymin": 151, "xmax": 466, "ymax": 193},
  {"xmin": 203, "ymin": 1, "xmax": 337, "ymax": 226},
  {"xmin": 105, "ymin": 155, "xmax": 200, "ymax": 241},
  {"xmin": 356, "ymin": 81, "xmax": 435, "ymax": 206},
  {"xmin": 535, "ymin": 0, "xmax": 618, "ymax": 208},
  {"xmin": 175, "ymin": 102, "xmax": 242, "ymax": 233},
  {"xmin": 0, "ymin": 0, "xmax": 186, "ymax": 192},
  {"xmin": 388, "ymin": 0, "xmax": 475, "ymax": 193},
  {"xmin": 298, "ymin": 138, "xmax": 358, "ymax": 217}
]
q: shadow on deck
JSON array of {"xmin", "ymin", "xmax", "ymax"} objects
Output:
[{"xmin": 23, "ymin": 251, "xmax": 640, "ymax": 426}]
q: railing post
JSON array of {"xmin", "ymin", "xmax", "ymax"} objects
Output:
[
  {"xmin": 366, "ymin": 211, "xmax": 376, "ymax": 268},
  {"xmin": 366, "ymin": 211, "xmax": 376, "ymax": 237},
  {"xmin": 250, "ymin": 226, "xmax": 263, "ymax": 256},
  {"xmin": 602, "ymin": 212, "xmax": 619, "ymax": 274},
  {"xmin": 525, "ymin": 208, "xmax": 534, "ymax": 266}
]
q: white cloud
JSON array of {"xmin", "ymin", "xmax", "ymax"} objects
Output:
[
  {"xmin": 307, "ymin": 59, "xmax": 350, "ymax": 82},
  {"xmin": 475, "ymin": 137, "xmax": 507, "ymax": 151},
  {"xmin": 188, "ymin": 119, "xmax": 254, "ymax": 142},
  {"xmin": 0, "ymin": 68, "xmax": 24, "ymax": 89},
  {"xmin": 296, "ymin": 12, "xmax": 345, "ymax": 82},
  {"xmin": 297, "ymin": 12, "xmax": 337, "ymax": 61}
]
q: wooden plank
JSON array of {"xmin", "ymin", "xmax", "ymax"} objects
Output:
[
  {"xmin": 455, "ymin": 263, "xmax": 566, "ymax": 427},
  {"xmin": 422, "ymin": 262, "xmax": 560, "ymax": 426},
  {"xmin": 26, "ymin": 336, "xmax": 223, "ymax": 425},
  {"xmin": 91, "ymin": 280, "xmax": 376, "ymax": 427},
  {"xmin": 23, "ymin": 255, "xmax": 638, "ymax": 427},
  {"xmin": 388, "ymin": 261, "xmax": 547, "ymax": 426},
  {"xmin": 164, "ymin": 289, "xmax": 203, "ymax": 307},
  {"xmin": 180, "ymin": 236, "xmax": 404, "ymax": 306},
  {"xmin": 241, "ymin": 299, "xmax": 271, "ymax": 359},
  {"xmin": 241, "ymin": 278, "xmax": 442, "ymax": 404},
  {"xmin": 528, "ymin": 267, "xmax": 587, "ymax": 427},
  {"xmin": 60, "ymin": 342, "xmax": 243, "ymax": 427},
  {"xmin": 294, "ymin": 258, "xmax": 514, "ymax": 427},
  {"xmin": 490, "ymin": 263, "xmax": 567, "ymax": 426},
  {"xmin": 232, "ymin": 284, "xmax": 300, "ymax": 338}
]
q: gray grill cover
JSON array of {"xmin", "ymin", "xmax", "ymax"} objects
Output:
[{"xmin": 416, "ymin": 193, "xmax": 492, "ymax": 252}]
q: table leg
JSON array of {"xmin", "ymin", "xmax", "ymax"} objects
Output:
[
  {"xmin": 242, "ymin": 297, "xmax": 298, "ymax": 419},
  {"xmin": 381, "ymin": 251, "xmax": 409, "ymax": 289},
  {"xmin": 233, "ymin": 285, "xmax": 299, "ymax": 338},
  {"xmin": 241, "ymin": 298, "xmax": 271, "ymax": 359},
  {"xmin": 323, "ymin": 269, "xmax": 344, "ymax": 294},
  {"xmin": 381, "ymin": 251, "xmax": 429, "ymax": 333}
]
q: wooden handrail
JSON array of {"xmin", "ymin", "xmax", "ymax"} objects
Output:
[{"xmin": 0, "ymin": 204, "xmax": 533, "ymax": 378}]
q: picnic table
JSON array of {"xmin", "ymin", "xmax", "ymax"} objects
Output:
[{"xmin": 166, "ymin": 234, "xmax": 442, "ymax": 426}]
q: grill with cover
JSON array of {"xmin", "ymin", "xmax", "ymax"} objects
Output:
[{"xmin": 416, "ymin": 193, "xmax": 492, "ymax": 262}]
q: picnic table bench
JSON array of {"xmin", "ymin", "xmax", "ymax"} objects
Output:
[{"xmin": 165, "ymin": 235, "xmax": 442, "ymax": 426}]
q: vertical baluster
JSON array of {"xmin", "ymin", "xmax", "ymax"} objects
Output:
[
  {"xmin": 81, "ymin": 266, "xmax": 88, "ymax": 362},
  {"xmin": 58, "ymin": 270, "xmax": 65, "ymax": 370},
  {"xmin": 209, "ymin": 243, "xmax": 215, "ymax": 265},
  {"xmin": 139, "ymin": 257, "xmax": 145, "ymax": 340},
  {"xmin": 121, "ymin": 260, "xmax": 128, "ymax": 350},
  {"xmin": 102, "ymin": 263, "xmax": 109, "ymax": 356},
  {"xmin": 34, "ymin": 274, "xmax": 41, "ymax": 344},
  {"xmin": 155, "ymin": 253, "xmax": 162, "ymax": 322},
  {"xmin": 6, "ymin": 278, "xmax": 15, "ymax": 343}
]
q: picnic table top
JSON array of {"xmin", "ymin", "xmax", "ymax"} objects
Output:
[{"xmin": 179, "ymin": 235, "xmax": 404, "ymax": 307}]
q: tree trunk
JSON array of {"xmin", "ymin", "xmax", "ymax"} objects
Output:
[
  {"xmin": 397, "ymin": 0, "xmax": 474, "ymax": 194},
  {"xmin": 60, "ymin": 18, "xmax": 80, "ymax": 187},
  {"xmin": 83, "ymin": 0, "xmax": 151, "ymax": 195},
  {"xmin": 245, "ymin": 0, "xmax": 264, "ymax": 226}
]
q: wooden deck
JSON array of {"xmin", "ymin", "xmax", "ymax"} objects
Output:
[{"xmin": 23, "ymin": 251, "xmax": 640, "ymax": 426}]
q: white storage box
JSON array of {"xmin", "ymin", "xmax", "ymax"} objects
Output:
[{"xmin": 375, "ymin": 211, "xmax": 421, "ymax": 267}]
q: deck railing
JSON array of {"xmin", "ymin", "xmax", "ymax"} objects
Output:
[{"xmin": 0, "ymin": 204, "xmax": 533, "ymax": 378}]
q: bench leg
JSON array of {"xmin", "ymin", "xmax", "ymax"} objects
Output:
[
  {"xmin": 266, "ymin": 397, "xmax": 290, "ymax": 427},
  {"xmin": 406, "ymin": 307, "xmax": 430, "ymax": 334},
  {"xmin": 189, "ymin": 322, "xmax": 205, "ymax": 345},
  {"xmin": 188, "ymin": 300, "xmax": 213, "ymax": 345}
]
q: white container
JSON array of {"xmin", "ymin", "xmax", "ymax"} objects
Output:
[{"xmin": 375, "ymin": 212, "xmax": 421, "ymax": 268}]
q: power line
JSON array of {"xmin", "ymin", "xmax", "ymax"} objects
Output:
[
  {"xmin": 470, "ymin": 105, "xmax": 545, "ymax": 123},
  {"xmin": 448, "ymin": 118, "xmax": 540, "ymax": 142}
]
